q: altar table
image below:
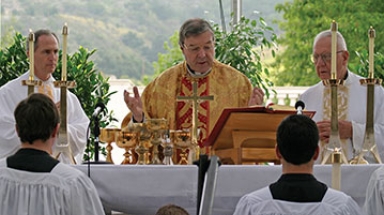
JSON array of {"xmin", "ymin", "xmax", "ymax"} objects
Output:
[{"xmin": 75, "ymin": 164, "xmax": 382, "ymax": 215}]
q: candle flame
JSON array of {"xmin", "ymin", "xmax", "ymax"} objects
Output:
[
  {"xmin": 62, "ymin": 23, "xmax": 68, "ymax": 35},
  {"xmin": 28, "ymin": 29, "xmax": 34, "ymax": 41},
  {"xmin": 369, "ymin": 26, "xmax": 375, "ymax": 39},
  {"xmin": 331, "ymin": 20, "xmax": 337, "ymax": 32}
]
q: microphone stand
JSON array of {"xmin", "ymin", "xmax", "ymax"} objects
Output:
[
  {"xmin": 93, "ymin": 116, "xmax": 101, "ymax": 162},
  {"xmin": 86, "ymin": 116, "xmax": 111, "ymax": 165}
]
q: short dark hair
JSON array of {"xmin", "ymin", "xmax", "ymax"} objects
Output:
[
  {"xmin": 178, "ymin": 18, "xmax": 214, "ymax": 47},
  {"xmin": 155, "ymin": 204, "xmax": 189, "ymax": 215},
  {"xmin": 26, "ymin": 29, "xmax": 60, "ymax": 52},
  {"xmin": 276, "ymin": 114, "xmax": 319, "ymax": 165},
  {"xmin": 14, "ymin": 93, "xmax": 60, "ymax": 144}
]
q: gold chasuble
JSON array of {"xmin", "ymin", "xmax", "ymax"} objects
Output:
[{"xmin": 141, "ymin": 60, "xmax": 252, "ymax": 149}]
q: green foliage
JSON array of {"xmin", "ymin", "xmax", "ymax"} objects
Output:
[
  {"xmin": 351, "ymin": 50, "xmax": 384, "ymax": 86},
  {"xmin": 0, "ymin": 33, "xmax": 117, "ymax": 161},
  {"xmin": 151, "ymin": 16, "xmax": 278, "ymax": 97},
  {"xmin": 274, "ymin": 0, "xmax": 384, "ymax": 86},
  {"xmin": 0, "ymin": 33, "xmax": 28, "ymax": 85},
  {"xmin": 214, "ymin": 16, "xmax": 278, "ymax": 98}
]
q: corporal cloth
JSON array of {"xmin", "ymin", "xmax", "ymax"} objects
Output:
[
  {"xmin": 0, "ymin": 158, "xmax": 104, "ymax": 215},
  {"xmin": 300, "ymin": 71, "xmax": 384, "ymax": 163},
  {"xmin": 141, "ymin": 60, "xmax": 252, "ymax": 146},
  {"xmin": 233, "ymin": 186, "xmax": 362, "ymax": 215},
  {"xmin": 0, "ymin": 72, "xmax": 89, "ymax": 163}
]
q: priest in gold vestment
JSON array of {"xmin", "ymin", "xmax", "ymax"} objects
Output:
[{"xmin": 124, "ymin": 18, "xmax": 264, "ymax": 149}]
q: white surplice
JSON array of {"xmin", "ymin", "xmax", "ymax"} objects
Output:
[
  {"xmin": 0, "ymin": 72, "xmax": 89, "ymax": 164},
  {"xmin": 0, "ymin": 158, "xmax": 105, "ymax": 215},
  {"xmin": 364, "ymin": 165, "xmax": 384, "ymax": 215},
  {"xmin": 300, "ymin": 71, "xmax": 384, "ymax": 163},
  {"xmin": 233, "ymin": 186, "xmax": 362, "ymax": 215}
]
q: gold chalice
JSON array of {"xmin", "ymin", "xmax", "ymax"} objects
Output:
[
  {"xmin": 134, "ymin": 123, "xmax": 152, "ymax": 165},
  {"xmin": 99, "ymin": 127, "xmax": 121, "ymax": 164},
  {"xmin": 146, "ymin": 119, "xmax": 168, "ymax": 165},
  {"xmin": 170, "ymin": 129, "xmax": 191, "ymax": 165},
  {"xmin": 116, "ymin": 126, "xmax": 138, "ymax": 165}
]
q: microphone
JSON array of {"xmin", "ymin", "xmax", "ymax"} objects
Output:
[
  {"xmin": 295, "ymin": 100, "xmax": 305, "ymax": 115},
  {"xmin": 92, "ymin": 102, "xmax": 106, "ymax": 119}
]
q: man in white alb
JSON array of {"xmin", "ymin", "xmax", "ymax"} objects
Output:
[{"xmin": 0, "ymin": 29, "xmax": 89, "ymax": 163}]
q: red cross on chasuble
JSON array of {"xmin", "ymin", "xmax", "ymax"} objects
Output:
[{"xmin": 177, "ymin": 76, "xmax": 210, "ymax": 152}]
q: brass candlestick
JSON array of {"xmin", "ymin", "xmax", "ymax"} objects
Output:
[
  {"xmin": 321, "ymin": 21, "xmax": 348, "ymax": 165},
  {"xmin": 52, "ymin": 24, "xmax": 77, "ymax": 164},
  {"xmin": 350, "ymin": 27, "xmax": 382, "ymax": 164}
]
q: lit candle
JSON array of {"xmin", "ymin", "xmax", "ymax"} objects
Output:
[
  {"xmin": 28, "ymin": 29, "xmax": 34, "ymax": 81},
  {"xmin": 331, "ymin": 21, "xmax": 337, "ymax": 80},
  {"xmin": 368, "ymin": 26, "xmax": 375, "ymax": 79},
  {"xmin": 331, "ymin": 150, "xmax": 341, "ymax": 190},
  {"xmin": 62, "ymin": 23, "xmax": 68, "ymax": 81}
]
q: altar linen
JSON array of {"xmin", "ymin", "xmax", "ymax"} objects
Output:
[
  {"xmin": 0, "ymin": 159, "xmax": 105, "ymax": 215},
  {"xmin": 233, "ymin": 186, "xmax": 362, "ymax": 215}
]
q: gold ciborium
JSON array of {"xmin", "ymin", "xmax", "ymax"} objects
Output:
[
  {"xmin": 116, "ymin": 126, "xmax": 138, "ymax": 164},
  {"xmin": 170, "ymin": 129, "xmax": 191, "ymax": 165},
  {"xmin": 99, "ymin": 127, "xmax": 121, "ymax": 164},
  {"xmin": 146, "ymin": 118, "xmax": 168, "ymax": 165},
  {"xmin": 134, "ymin": 123, "xmax": 152, "ymax": 165}
]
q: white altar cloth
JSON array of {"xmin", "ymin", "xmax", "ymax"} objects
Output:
[{"xmin": 75, "ymin": 164, "xmax": 382, "ymax": 215}]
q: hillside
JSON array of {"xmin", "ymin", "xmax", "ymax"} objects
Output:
[{"xmin": 1, "ymin": 0, "xmax": 286, "ymax": 81}]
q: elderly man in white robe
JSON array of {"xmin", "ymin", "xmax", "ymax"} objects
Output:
[
  {"xmin": 0, "ymin": 29, "xmax": 89, "ymax": 164},
  {"xmin": 300, "ymin": 30, "xmax": 384, "ymax": 164},
  {"xmin": 0, "ymin": 93, "xmax": 104, "ymax": 215},
  {"xmin": 233, "ymin": 115, "xmax": 362, "ymax": 215}
]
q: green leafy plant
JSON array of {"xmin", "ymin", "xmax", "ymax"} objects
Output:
[
  {"xmin": 274, "ymin": 0, "xmax": 384, "ymax": 86},
  {"xmin": 0, "ymin": 33, "xmax": 29, "ymax": 85},
  {"xmin": 0, "ymin": 32, "xmax": 117, "ymax": 161},
  {"xmin": 351, "ymin": 50, "xmax": 384, "ymax": 87},
  {"xmin": 214, "ymin": 16, "xmax": 278, "ymax": 98}
]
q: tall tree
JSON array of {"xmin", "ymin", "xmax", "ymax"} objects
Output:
[{"xmin": 273, "ymin": 0, "xmax": 384, "ymax": 86}]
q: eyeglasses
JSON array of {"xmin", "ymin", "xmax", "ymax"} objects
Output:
[
  {"xmin": 312, "ymin": 51, "xmax": 344, "ymax": 64},
  {"xmin": 183, "ymin": 43, "xmax": 214, "ymax": 54}
]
